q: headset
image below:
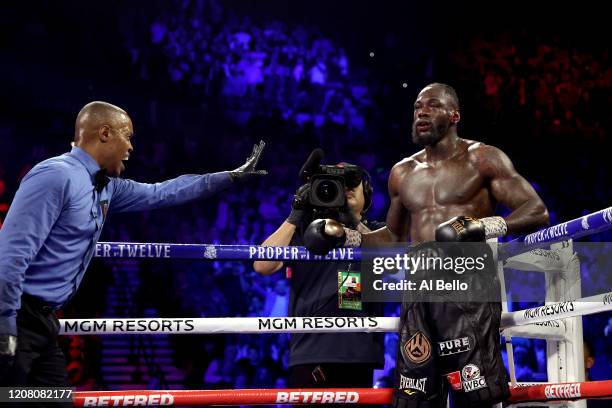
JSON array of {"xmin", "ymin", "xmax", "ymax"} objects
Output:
[
  {"xmin": 337, "ymin": 162, "xmax": 373, "ymax": 215},
  {"xmin": 361, "ymin": 168, "xmax": 373, "ymax": 214}
]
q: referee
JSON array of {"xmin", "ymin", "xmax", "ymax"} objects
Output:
[{"xmin": 0, "ymin": 101, "xmax": 266, "ymax": 403}]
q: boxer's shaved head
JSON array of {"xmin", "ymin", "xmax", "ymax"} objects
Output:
[{"xmin": 421, "ymin": 83, "xmax": 460, "ymax": 110}]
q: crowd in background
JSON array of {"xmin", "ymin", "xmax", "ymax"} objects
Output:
[
  {"xmin": 0, "ymin": 0, "xmax": 610, "ymax": 393},
  {"xmin": 124, "ymin": 0, "xmax": 370, "ymax": 134},
  {"xmin": 450, "ymin": 33, "xmax": 609, "ymax": 140}
]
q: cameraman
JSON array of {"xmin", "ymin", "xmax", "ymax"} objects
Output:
[{"xmin": 253, "ymin": 162, "xmax": 385, "ymax": 390}]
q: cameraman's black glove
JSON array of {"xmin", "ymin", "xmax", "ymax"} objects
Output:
[
  {"xmin": 287, "ymin": 184, "xmax": 311, "ymax": 226},
  {"xmin": 0, "ymin": 334, "xmax": 17, "ymax": 385},
  {"xmin": 229, "ymin": 140, "xmax": 268, "ymax": 182}
]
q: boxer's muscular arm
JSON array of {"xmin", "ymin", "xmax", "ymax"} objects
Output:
[
  {"xmin": 480, "ymin": 145, "xmax": 549, "ymax": 234},
  {"xmin": 253, "ymin": 221, "xmax": 296, "ymax": 275},
  {"xmin": 386, "ymin": 166, "xmax": 411, "ymax": 241},
  {"xmin": 362, "ymin": 165, "xmax": 410, "ymax": 245}
]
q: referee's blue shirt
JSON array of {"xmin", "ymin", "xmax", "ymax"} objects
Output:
[{"xmin": 0, "ymin": 146, "xmax": 232, "ymax": 336}]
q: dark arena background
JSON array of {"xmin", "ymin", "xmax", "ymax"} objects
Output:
[{"xmin": 0, "ymin": 0, "xmax": 610, "ymax": 404}]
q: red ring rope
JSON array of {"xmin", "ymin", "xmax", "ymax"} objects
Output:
[
  {"xmin": 507, "ymin": 380, "xmax": 612, "ymax": 402},
  {"xmin": 73, "ymin": 380, "xmax": 612, "ymax": 406}
]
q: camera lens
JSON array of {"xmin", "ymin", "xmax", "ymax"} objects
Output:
[{"xmin": 315, "ymin": 180, "xmax": 339, "ymax": 203}]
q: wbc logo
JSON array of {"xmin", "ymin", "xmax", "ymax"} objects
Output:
[
  {"xmin": 461, "ymin": 364, "xmax": 487, "ymax": 392},
  {"xmin": 462, "ymin": 364, "xmax": 480, "ymax": 380}
]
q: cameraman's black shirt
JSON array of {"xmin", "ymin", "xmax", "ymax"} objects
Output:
[{"xmin": 287, "ymin": 219, "xmax": 385, "ymax": 367}]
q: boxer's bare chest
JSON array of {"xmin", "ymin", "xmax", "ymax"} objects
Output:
[
  {"xmin": 405, "ymin": 157, "xmax": 487, "ymax": 206},
  {"xmin": 401, "ymin": 152, "xmax": 494, "ymax": 237}
]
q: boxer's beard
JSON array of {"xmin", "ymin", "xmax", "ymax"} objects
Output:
[{"xmin": 412, "ymin": 121, "xmax": 450, "ymax": 147}]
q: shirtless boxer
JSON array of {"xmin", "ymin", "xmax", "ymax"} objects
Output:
[{"xmin": 304, "ymin": 83, "xmax": 549, "ymax": 407}]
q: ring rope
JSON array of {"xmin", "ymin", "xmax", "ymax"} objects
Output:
[
  {"xmin": 70, "ymin": 209, "xmax": 612, "ymax": 405},
  {"xmin": 93, "ymin": 206, "xmax": 612, "ymax": 261},
  {"xmin": 500, "ymin": 291, "xmax": 612, "ymax": 328},
  {"xmin": 58, "ymin": 291, "xmax": 611, "ymax": 335},
  {"xmin": 71, "ymin": 381, "xmax": 612, "ymax": 406}
]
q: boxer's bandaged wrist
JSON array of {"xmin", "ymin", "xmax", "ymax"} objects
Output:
[
  {"xmin": 343, "ymin": 227, "xmax": 362, "ymax": 247},
  {"xmin": 481, "ymin": 216, "xmax": 507, "ymax": 238},
  {"xmin": 356, "ymin": 222, "xmax": 371, "ymax": 233}
]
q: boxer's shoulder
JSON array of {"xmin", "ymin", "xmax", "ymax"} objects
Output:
[
  {"xmin": 389, "ymin": 158, "xmax": 419, "ymax": 189},
  {"xmin": 465, "ymin": 140, "xmax": 506, "ymax": 158},
  {"xmin": 465, "ymin": 142, "xmax": 516, "ymax": 178},
  {"xmin": 393, "ymin": 153, "xmax": 422, "ymax": 172}
]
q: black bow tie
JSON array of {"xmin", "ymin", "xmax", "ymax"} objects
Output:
[{"xmin": 94, "ymin": 170, "xmax": 109, "ymax": 193}]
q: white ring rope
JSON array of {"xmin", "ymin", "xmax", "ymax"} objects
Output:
[{"xmin": 59, "ymin": 291, "xmax": 611, "ymax": 336}]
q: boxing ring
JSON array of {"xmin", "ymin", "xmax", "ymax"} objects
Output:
[{"xmin": 61, "ymin": 207, "xmax": 612, "ymax": 406}]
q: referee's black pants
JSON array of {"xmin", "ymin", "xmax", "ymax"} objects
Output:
[{"xmin": 8, "ymin": 294, "xmax": 72, "ymax": 407}]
